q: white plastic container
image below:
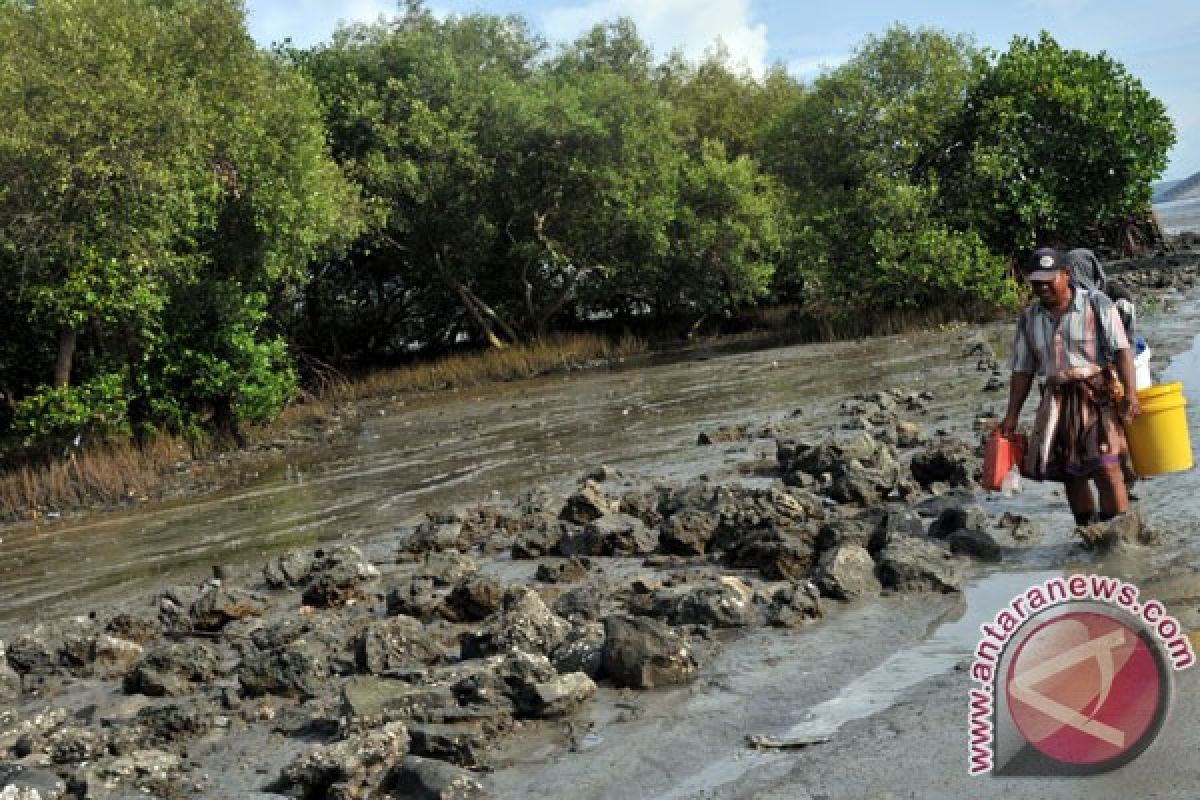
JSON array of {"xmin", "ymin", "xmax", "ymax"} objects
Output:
[{"xmin": 1134, "ymin": 347, "xmax": 1152, "ymax": 390}]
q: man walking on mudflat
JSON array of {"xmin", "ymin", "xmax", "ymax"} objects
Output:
[{"xmin": 998, "ymin": 247, "xmax": 1141, "ymax": 526}]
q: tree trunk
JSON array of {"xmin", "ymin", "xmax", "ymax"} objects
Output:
[
  {"xmin": 432, "ymin": 250, "xmax": 518, "ymax": 349},
  {"xmin": 53, "ymin": 327, "xmax": 77, "ymax": 388},
  {"xmin": 527, "ymin": 209, "xmax": 598, "ymax": 336},
  {"xmin": 455, "ymin": 283, "xmax": 508, "ymax": 349}
]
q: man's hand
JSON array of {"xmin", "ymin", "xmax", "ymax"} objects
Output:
[
  {"xmin": 1120, "ymin": 393, "xmax": 1141, "ymax": 423},
  {"xmin": 998, "ymin": 414, "xmax": 1020, "ymax": 435}
]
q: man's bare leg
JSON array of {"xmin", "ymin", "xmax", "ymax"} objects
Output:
[
  {"xmin": 1064, "ymin": 476, "xmax": 1097, "ymax": 525},
  {"xmin": 1093, "ymin": 463, "xmax": 1130, "ymax": 516}
]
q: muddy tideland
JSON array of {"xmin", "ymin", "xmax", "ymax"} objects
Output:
[{"xmin": 5, "ymin": 255, "xmax": 1200, "ymax": 799}]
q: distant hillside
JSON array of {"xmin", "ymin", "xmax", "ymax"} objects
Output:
[
  {"xmin": 1153, "ymin": 179, "xmax": 1182, "ymax": 201},
  {"xmin": 1155, "ymin": 170, "xmax": 1200, "ymax": 203}
]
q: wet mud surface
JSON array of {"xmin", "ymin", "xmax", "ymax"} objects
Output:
[{"xmin": 5, "ymin": 257, "xmax": 1200, "ymax": 799}]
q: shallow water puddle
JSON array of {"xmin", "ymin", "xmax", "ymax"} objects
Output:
[
  {"xmin": 650, "ymin": 571, "xmax": 1062, "ymax": 800},
  {"xmin": 1163, "ymin": 331, "xmax": 1200, "ymax": 403},
  {"xmin": 782, "ymin": 569, "xmax": 1061, "ymax": 740}
]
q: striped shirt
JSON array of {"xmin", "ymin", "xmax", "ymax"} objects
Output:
[{"xmin": 1009, "ymin": 287, "xmax": 1129, "ymax": 381}]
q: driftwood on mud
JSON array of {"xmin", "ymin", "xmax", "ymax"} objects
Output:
[{"xmin": 745, "ymin": 732, "xmax": 833, "ymax": 749}]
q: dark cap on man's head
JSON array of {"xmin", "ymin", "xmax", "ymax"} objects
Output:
[{"xmin": 1023, "ymin": 247, "xmax": 1067, "ymax": 281}]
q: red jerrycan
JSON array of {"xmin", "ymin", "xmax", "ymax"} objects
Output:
[{"xmin": 983, "ymin": 430, "xmax": 1026, "ymax": 491}]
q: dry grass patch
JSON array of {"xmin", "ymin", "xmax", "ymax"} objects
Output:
[
  {"xmin": 0, "ymin": 435, "xmax": 194, "ymax": 519},
  {"xmin": 320, "ymin": 332, "xmax": 645, "ymax": 404}
]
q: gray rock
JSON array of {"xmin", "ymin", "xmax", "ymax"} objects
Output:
[
  {"xmin": 273, "ymin": 722, "xmax": 409, "ymax": 799},
  {"xmin": 251, "ymin": 618, "xmax": 314, "ymax": 651},
  {"xmin": 341, "ymin": 677, "xmax": 457, "ymax": 726},
  {"xmin": 815, "ymin": 517, "xmax": 875, "ymax": 553},
  {"xmin": 535, "ymin": 558, "xmax": 590, "ymax": 584},
  {"xmin": 263, "ymin": 549, "xmax": 315, "ymax": 589},
  {"xmin": 697, "ymin": 424, "xmax": 749, "ymax": 445},
  {"xmin": 813, "ymin": 544, "xmax": 882, "ymax": 601},
  {"xmin": 552, "ymin": 587, "xmax": 608, "ymax": 621},
  {"xmin": 90, "ymin": 635, "xmax": 145, "ymax": 678},
  {"xmin": 356, "ymin": 616, "xmax": 445, "ymax": 674},
  {"xmin": 550, "ymin": 622, "xmax": 605, "ymax": 677},
  {"xmin": 762, "ymin": 581, "xmax": 823, "ymax": 628},
  {"xmin": 618, "ymin": 487, "xmax": 667, "ymax": 527},
  {"xmin": 947, "ymin": 529, "xmax": 1003, "ymax": 562},
  {"xmin": 238, "ymin": 639, "xmax": 328, "ymax": 699},
  {"xmin": 510, "ymin": 513, "xmax": 572, "ymax": 559},
  {"xmin": 72, "ymin": 749, "xmax": 181, "ymax": 799},
  {"xmin": 658, "ymin": 509, "xmax": 719, "ymax": 556},
  {"xmin": 559, "ymin": 481, "xmax": 617, "ymax": 525},
  {"xmin": 913, "ymin": 488, "xmax": 978, "ymax": 517},
  {"xmin": 408, "ymin": 723, "xmax": 488, "ymax": 767},
  {"xmin": 927, "ymin": 505, "xmax": 987, "ymax": 539},
  {"xmin": 876, "ymin": 508, "xmax": 927, "ymax": 546},
  {"xmin": 0, "ymin": 766, "xmax": 66, "ymax": 799},
  {"xmin": 601, "ymin": 615, "xmax": 698, "ymax": 689},
  {"xmin": 910, "ymin": 439, "xmax": 980, "ymax": 489},
  {"xmin": 564, "ymin": 513, "xmax": 657, "ymax": 557},
  {"xmin": 827, "ymin": 462, "xmax": 895, "ymax": 505},
  {"xmin": 877, "ymin": 535, "xmax": 963, "ymax": 593},
  {"xmin": 189, "ymin": 584, "xmax": 267, "ymax": 632},
  {"xmin": 629, "ymin": 578, "xmax": 759, "ymax": 628},
  {"xmin": 440, "ymin": 578, "xmax": 505, "ymax": 623},
  {"xmin": 403, "ymin": 515, "xmax": 467, "ymax": 554},
  {"xmin": 5, "ymin": 632, "xmax": 58, "ymax": 677},
  {"xmin": 124, "ymin": 641, "xmax": 220, "ymax": 697},
  {"xmin": 519, "ymin": 672, "xmax": 597, "ymax": 718},
  {"xmin": 450, "ymin": 651, "xmax": 555, "ymax": 717},
  {"xmin": 134, "ymin": 700, "xmax": 215, "ymax": 747},
  {"xmin": 709, "ymin": 487, "xmax": 818, "ymax": 552},
  {"xmin": 415, "ymin": 551, "xmax": 479, "ymax": 587},
  {"xmin": 459, "ymin": 587, "xmax": 570, "ymax": 659},
  {"xmin": 998, "ymin": 512, "xmax": 1041, "ymax": 542},
  {"xmin": 896, "ymin": 420, "xmax": 927, "ymax": 448},
  {"xmin": 387, "ymin": 578, "xmax": 444, "ymax": 623},
  {"xmin": 384, "ymin": 755, "xmax": 492, "ymax": 799},
  {"xmin": 302, "ymin": 545, "xmax": 381, "ymax": 608},
  {"xmin": 45, "ymin": 726, "xmax": 107, "ymax": 765},
  {"xmin": 784, "ymin": 432, "xmax": 881, "ymax": 477},
  {"xmin": 724, "ymin": 530, "xmax": 816, "ymax": 581},
  {"xmin": 0, "ymin": 639, "xmax": 20, "ymax": 702},
  {"xmin": 659, "ymin": 483, "xmax": 718, "ymax": 517},
  {"xmin": 104, "ymin": 613, "xmax": 162, "ymax": 645}
]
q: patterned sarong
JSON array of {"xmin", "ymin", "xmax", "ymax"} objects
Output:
[{"xmin": 1022, "ymin": 372, "xmax": 1127, "ymax": 482}]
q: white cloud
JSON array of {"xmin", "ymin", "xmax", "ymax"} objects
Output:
[
  {"xmin": 246, "ymin": 0, "xmax": 395, "ymax": 49},
  {"xmin": 786, "ymin": 52, "xmax": 852, "ymax": 79},
  {"xmin": 542, "ymin": 0, "xmax": 769, "ymax": 75}
]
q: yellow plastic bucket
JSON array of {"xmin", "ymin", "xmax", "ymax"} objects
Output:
[{"xmin": 1124, "ymin": 382, "xmax": 1193, "ymax": 476}]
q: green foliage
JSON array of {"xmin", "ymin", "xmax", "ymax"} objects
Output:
[
  {"xmin": 0, "ymin": 3, "xmax": 1177, "ymax": 461},
  {"xmin": 0, "ymin": 0, "xmax": 355, "ymax": 450},
  {"xmin": 765, "ymin": 25, "xmax": 985, "ymax": 201},
  {"xmin": 764, "ymin": 25, "xmax": 1012, "ymax": 311},
  {"xmin": 661, "ymin": 140, "xmax": 783, "ymax": 312},
  {"xmin": 937, "ymin": 32, "xmax": 1175, "ymax": 252},
  {"xmin": 12, "ymin": 373, "xmax": 130, "ymax": 452},
  {"xmin": 818, "ymin": 176, "xmax": 1017, "ymax": 310}
]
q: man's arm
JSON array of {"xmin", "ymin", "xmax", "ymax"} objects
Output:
[
  {"xmin": 1114, "ymin": 347, "xmax": 1141, "ymax": 421},
  {"xmin": 999, "ymin": 372, "xmax": 1034, "ymax": 434}
]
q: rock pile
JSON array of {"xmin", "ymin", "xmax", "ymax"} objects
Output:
[{"xmin": 2, "ymin": 384, "xmax": 1094, "ymax": 798}]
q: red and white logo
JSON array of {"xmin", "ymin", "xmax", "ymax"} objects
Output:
[{"xmin": 1006, "ymin": 610, "xmax": 1162, "ymax": 767}]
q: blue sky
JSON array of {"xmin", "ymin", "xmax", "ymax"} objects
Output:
[{"xmin": 245, "ymin": 0, "xmax": 1200, "ymax": 181}]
